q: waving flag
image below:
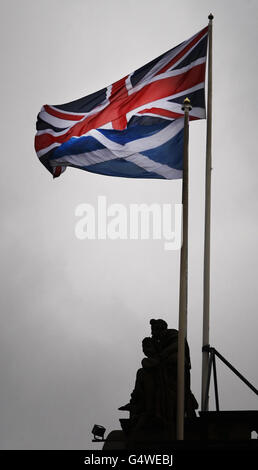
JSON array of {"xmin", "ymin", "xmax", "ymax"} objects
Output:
[{"xmin": 35, "ymin": 26, "xmax": 208, "ymax": 179}]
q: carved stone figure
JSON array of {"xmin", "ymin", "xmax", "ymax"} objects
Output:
[{"xmin": 119, "ymin": 319, "xmax": 198, "ymax": 433}]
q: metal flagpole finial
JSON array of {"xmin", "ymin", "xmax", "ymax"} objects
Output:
[
  {"xmin": 208, "ymin": 13, "xmax": 214, "ymax": 21},
  {"xmin": 182, "ymin": 97, "xmax": 192, "ymax": 112}
]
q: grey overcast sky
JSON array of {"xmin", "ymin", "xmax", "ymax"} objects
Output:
[{"xmin": 1, "ymin": 0, "xmax": 258, "ymax": 450}]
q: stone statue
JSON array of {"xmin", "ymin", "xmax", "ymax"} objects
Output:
[{"xmin": 119, "ymin": 319, "xmax": 198, "ymax": 433}]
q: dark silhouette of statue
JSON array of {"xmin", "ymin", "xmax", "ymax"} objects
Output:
[{"xmin": 119, "ymin": 319, "xmax": 198, "ymax": 435}]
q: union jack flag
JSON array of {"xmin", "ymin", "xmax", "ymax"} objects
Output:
[{"xmin": 35, "ymin": 26, "xmax": 208, "ymax": 179}]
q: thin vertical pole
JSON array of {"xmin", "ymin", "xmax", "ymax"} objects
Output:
[
  {"xmin": 201, "ymin": 13, "xmax": 214, "ymax": 411},
  {"xmin": 203, "ymin": 349, "xmax": 213, "ymax": 412},
  {"xmin": 212, "ymin": 354, "xmax": 220, "ymax": 411},
  {"xmin": 177, "ymin": 97, "xmax": 192, "ymax": 440}
]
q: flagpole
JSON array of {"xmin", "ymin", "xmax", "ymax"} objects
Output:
[
  {"xmin": 177, "ymin": 97, "xmax": 192, "ymax": 440},
  {"xmin": 201, "ymin": 13, "xmax": 213, "ymax": 411}
]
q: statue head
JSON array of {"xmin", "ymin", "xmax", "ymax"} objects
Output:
[
  {"xmin": 150, "ymin": 318, "xmax": 168, "ymax": 340},
  {"xmin": 142, "ymin": 337, "xmax": 155, "ymax": 357}
]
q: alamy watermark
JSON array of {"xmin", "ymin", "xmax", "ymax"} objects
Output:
[{"xmin": 75, "ymin": 196, "xmax": 182, "ymax": 251}]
